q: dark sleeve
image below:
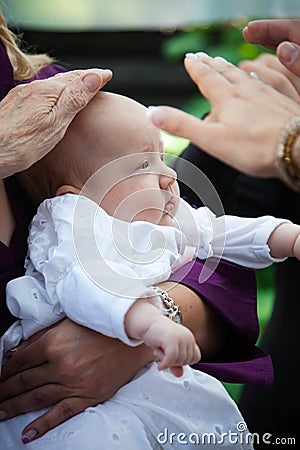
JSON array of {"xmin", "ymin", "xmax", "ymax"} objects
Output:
[
  {"xmin": 0, "ymin": 40, "xmax": 15, "ymax": 101},
  {"xmin": 169, "ymin": 258, "xmax": 274, "ymax": 386},
  {"xmin": 15, "ymin": 63, "xmax": 67, "ymax": 85}
]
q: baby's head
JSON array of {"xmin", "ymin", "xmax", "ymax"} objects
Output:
[{"xmin": 18, "ymin": 91, "xmax": 179, "ymax": 225}]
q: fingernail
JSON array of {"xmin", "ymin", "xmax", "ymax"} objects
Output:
[
  {"xmin": 0, "ymin": 410, "xmax": 7, "ymax": 420},
  {"xmin": 82, "ymin": 73, "xmax": 102, "ymax": 92},
  {"xmin": 195, "ymin": 51, "xmax": 209, "ymax": 58},
  {"xmin": 214, "ymin": 56, "xmax": 228, "ymax": 62},
  {"xmin": 21, "ymin": 429, "xmax": 37, "ymax": 444},
  {"xmin": 147, "ymin": 106, "xmax": 166, "ymax": 127},
  {"xmin": 279, "ymin": 42, "xmax": 299, "ymax": 64},
  {"xmin": 185, "ymin": 52, "xmax": 197, "ymax": 60}
]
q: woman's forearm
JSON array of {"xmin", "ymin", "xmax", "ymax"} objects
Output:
[{"xmin": 157, "ymin": 281, "xmax": 227, "ymax": 359}]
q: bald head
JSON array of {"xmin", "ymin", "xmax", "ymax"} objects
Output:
[
  {"xmin": 17, "ymin": 92, "xmax": 162, "ymax": 205},
  {"xmin": 61, "ymin": 91, "xmax": 153, "ymax": 165}
]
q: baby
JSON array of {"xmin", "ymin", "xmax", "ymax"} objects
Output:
[
  {"xmin": 1, "ymin": 91, "xmax": 300, "ymax": 449},
  {"xmin": 4, "ymin": 91, "xmax": 298, "ymax": 371}
]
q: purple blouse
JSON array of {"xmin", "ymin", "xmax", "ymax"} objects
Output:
[
  {"xmin": 0, "ymin": 40, "xmax": 273, "ymax": 387},
  {"xmin": 0, "ymin": 40, "xmax": 66, "ymax": 335}
]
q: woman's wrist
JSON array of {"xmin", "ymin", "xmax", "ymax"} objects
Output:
[
  {"xmin": 150, "ymin": 286, "xmax": 182, "ymax": 324},
  {"xmin": 292, "ymin": 134, "xmax": 300, "ymax": 168},
  {"xmin": 156, "ymin": 281, "xmax": 227, "ymax": 359},
  {"xmin": 276, "ymin": 116, "xmax": 300, "ymax": 191}
]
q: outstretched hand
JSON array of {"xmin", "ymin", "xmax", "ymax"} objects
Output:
[{"xmin": 148, "ymin": 52, "xmax": 300, "ymax": 178}]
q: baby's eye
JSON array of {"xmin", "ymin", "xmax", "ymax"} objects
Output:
[{"xmin": 138, "ymin": 160, "xmax": 150, "ymax": 170}]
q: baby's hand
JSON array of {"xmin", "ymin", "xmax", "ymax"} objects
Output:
[
  {"xmin": 143, "ymin": 317, "xmax": 201, "ymax": 377},
  {"xmin": 292, "ymin": 232, "xmax": 300, "ymax": 260},
  {"xmin": 268, "ymin": 222, "xmax": 300, "ymax": 259}
]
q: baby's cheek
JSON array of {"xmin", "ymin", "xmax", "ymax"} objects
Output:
[{"xmin": 133, "ymin": 208, "xmax": 164, "ymax": 225}]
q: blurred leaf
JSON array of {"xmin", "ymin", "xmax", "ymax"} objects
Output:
[
  {"xmin": 161, "ymin": 29, "xmax": 210, "ymax": 60},
  {"xmin": 161, "ymin": 22, "xmax": 275, "ymax": 118},
  {"xmin": 182, "ymin": 96, "xmax": 210, "ymax": 117}
]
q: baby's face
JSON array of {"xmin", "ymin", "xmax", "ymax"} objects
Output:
[{"xmin": 77, "ymin": 92, "xmax": 180, "ymax": 226}]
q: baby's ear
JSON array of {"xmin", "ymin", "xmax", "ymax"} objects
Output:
[{"xmin": 56, "ymin": 184, "xmax": 81, "ymax": 196}]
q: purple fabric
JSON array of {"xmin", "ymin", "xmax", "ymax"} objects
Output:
[
  {"xmin": 15, "ymin": 63, "xmax": 66, "ymax": 86},
  {"xmin": 170, "ymin": 259, "xmax": 273, "ymax": 386},
  {"xmin": 0, "ymin": 40, "xmax": 65, "ymax": 98},
  {"xmin": 0, "ymin": 39, "xmax": 66, "ymax": 335},
  {"xmin": 0, "ymin": 178, "xmax": 35, "ymax": 335},
  {"xmin": 0, "ymin": 40, "xmax": 15, "ymax": 99}
]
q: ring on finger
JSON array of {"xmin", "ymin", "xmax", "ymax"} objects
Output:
[{"xmin": 249, "ymin": 71, "xmax": 260, "ymax": 80}]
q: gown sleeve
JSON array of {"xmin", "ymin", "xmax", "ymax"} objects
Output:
[{"xmin": 176, "ymin": 199, "xmax": 289, "ymax": 269}]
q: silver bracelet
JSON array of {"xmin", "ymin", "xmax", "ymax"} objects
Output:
[{"xmin": 150, "ymin": 286, "xmax": 182, "ymax": 324}]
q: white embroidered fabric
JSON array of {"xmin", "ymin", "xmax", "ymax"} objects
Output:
[{"xmin": 1, "ymin": 194, "xmax": 288, "ymax": 366}]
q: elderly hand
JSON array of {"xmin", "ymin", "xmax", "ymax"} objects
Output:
[
  {"xmin": 239, "ymin": 53, "xmax": 300, "ymax": 103},
  {"xmin": 0, "ymin": 318, "xmax": 153, "ymax": 442},
  {"xmin": 148, "ymin": 53, "xmax": 300, "ymax": 178},
  {"xmin": 0, "ymin": 68, "xmax": 112, "ymax": 179},
  {"xmin": 243, "ymin": 19, "xmax": 300, "ymax": 77}
]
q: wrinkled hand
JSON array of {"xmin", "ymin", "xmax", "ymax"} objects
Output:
[
  {"xmin": 149, "ymin": 53, "xmax": 300, "ymax": 178},
  {"xmin": 243, "ymin": 19, "xmax": 300, "ymax": 77},
  {"xmin": 143, "ymin": 318, "xmax": 201, "ymax": 378},
  {"xmin": 239, "ymin": 53, "xmax": 300, "ymax": 102},
  {"xmin": 0, "ymin": 318, "xmax": 153, "ymax": 442},
  {"xmin": 0, "ymin": 68, "xmax": 112, "ymax": 179}
]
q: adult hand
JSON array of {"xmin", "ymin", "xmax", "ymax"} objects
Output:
[
  {"xmin": 243, "ymin": 19, "xmax": 300, "ymax": 77},
  {"xmin": 0, "ymin": 318, "xmax": 153, "ymax": 442},
  {"xmin": 239, "ymin": 53, "xmax": 300, "ymax": 102},
  {"xmin": 0, "ymin": 68, "xmax": 112, "ymax": 179},
  {"xmin": 148, "ymin": 53, "xmax": 300, "ymax": 178}
]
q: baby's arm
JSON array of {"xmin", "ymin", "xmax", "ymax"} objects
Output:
[
  {"xmin": 124, "ymin": 299, "xmax": 201, "ymax": 377},
  {"xmin": 183, "ymin": 202, "xmax": 294, "ymax": 268},
  {"xmin": 267, "ymin": 222, "xmax": 300, "ymax": 259}
]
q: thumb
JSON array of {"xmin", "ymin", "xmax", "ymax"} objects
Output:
[
  {"xmin": 56, "ymin": 69, "xmax": 113, "ymax": 121},
  {"xmin": 277, "ymin": 42, "xmax": 300, "ymax": 77}
]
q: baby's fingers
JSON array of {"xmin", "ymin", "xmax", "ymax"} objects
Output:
[
  {"xmin": 192, "ymin": 343, "xmax": 201, "ymax": 364},
  {"xmin": 170, "ymin": 366, "xmax": 184, "ymax": 377},
  {"xmin": 156, "ymin": 349, "xmax": 178, "ymax": 371}
]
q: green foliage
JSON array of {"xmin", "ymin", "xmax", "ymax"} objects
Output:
[{"xmin": 161, "ymin": 23, "xmax": 265, "ymax": 66}]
